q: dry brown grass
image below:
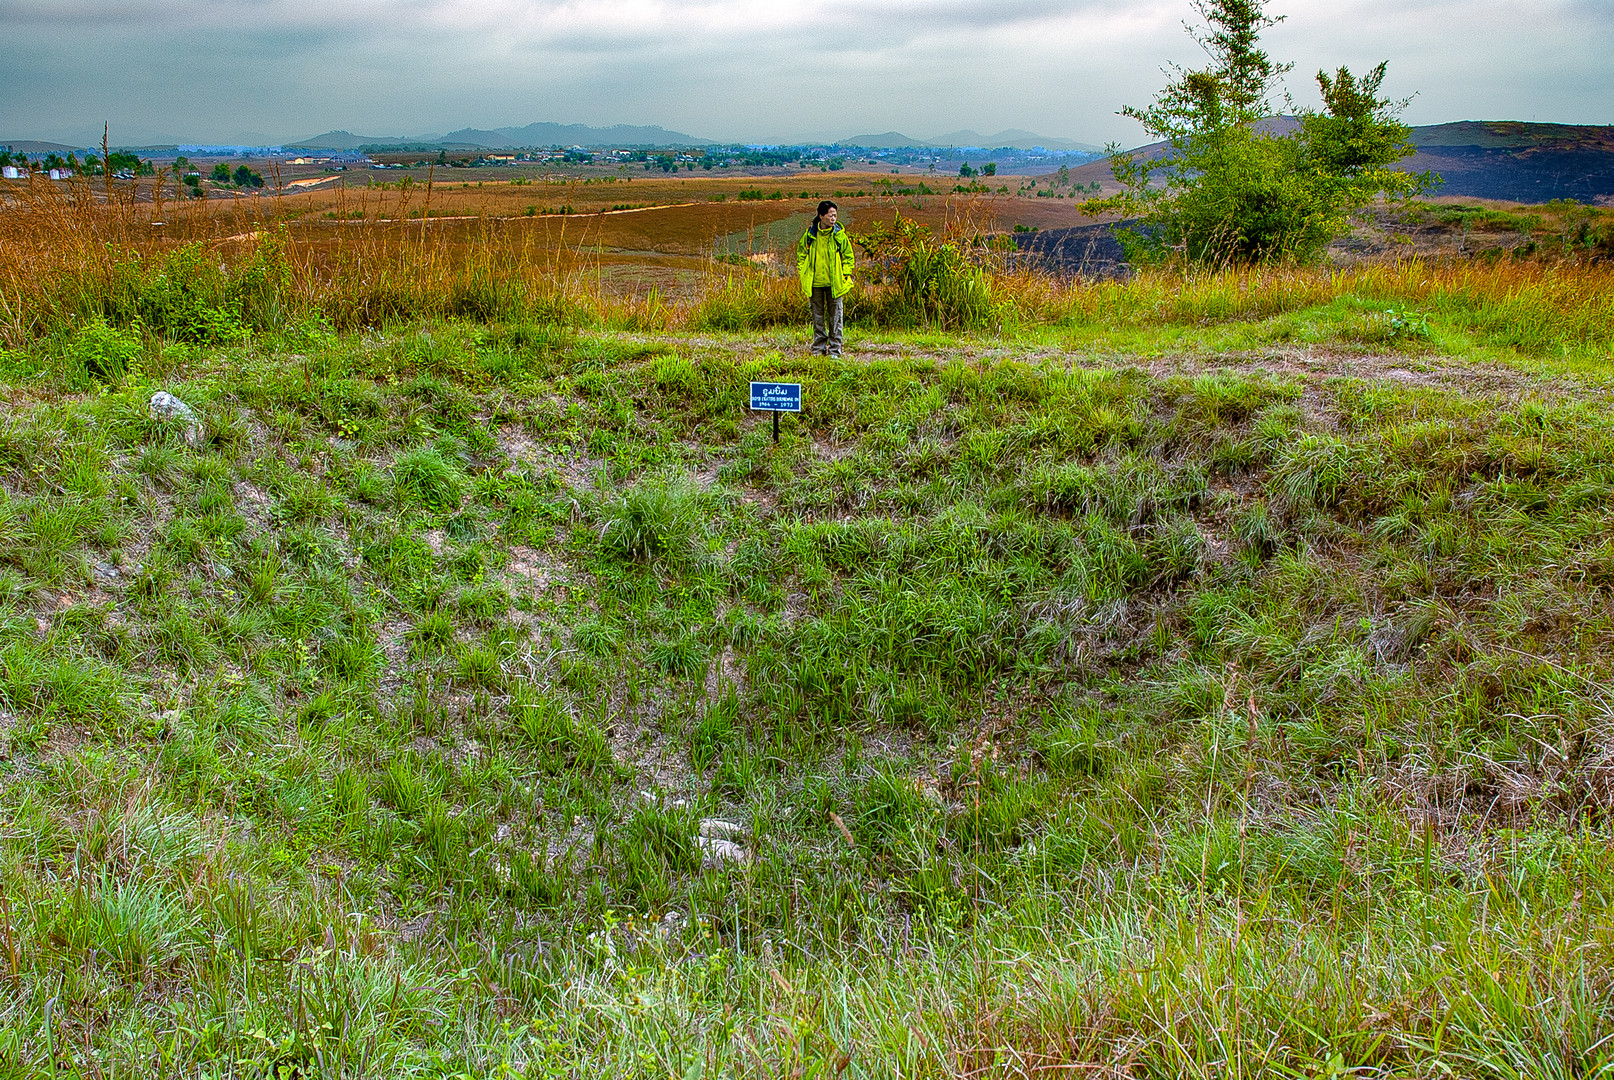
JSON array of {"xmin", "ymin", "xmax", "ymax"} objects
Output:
[
  {"xmin": 0, "ymin": 170, "xmax": 1059, "ymax": 340},
  {"xmin": 4, "ymin": 169, "xmax": 1612, "ymax": 356}
]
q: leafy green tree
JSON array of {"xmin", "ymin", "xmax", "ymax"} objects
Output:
[
  {"xmin": 232, "ymin": 164, "xmax": 264, "ymax": 188},
  {"xmin": 211, "ymin": 162, "xmax": 232, "ymax": 183},
  {"xmin": 1097, "ymin": 0, "xmax": 1429, "ymax": 264},
  {"xmin": 982, "ymin": 162, "xmax": 997, "ymax": 176},
  {"xmin": 958, "ymin": 163, "xmax": 976, "ymax": 178}
]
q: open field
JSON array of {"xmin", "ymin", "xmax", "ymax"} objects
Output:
[
  {"xmin": 1, "ymin": 180, "xmax": 1614, "ymax": 1076},
  {"xmin": 0, "ymin": 169, "xmax": 1113, "ymax": 317},
  {"xmin": 3, "ymin": 168, "xmax": 1614, "ymax": 334}
]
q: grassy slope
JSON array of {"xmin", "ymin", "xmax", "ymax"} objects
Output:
[
  {"xmin": 1411, "ymin": 121, "xmax": 1614, "ymax": 152},
  {"xmin": 2, "ymin": 313, "xmax": 1614, "ymax": 1077}
]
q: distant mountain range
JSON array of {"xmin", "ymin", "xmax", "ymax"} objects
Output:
[
  {"xmin": 5, "ymin": 122, "xmax": 1103, "ymax": 156},
  {"xmin": 287, "ymin": 122, "xmax": 713, "ymax": 150},
  {"xmin": 0, "ymin": 140, "xmax": 86, "ymax": 155},
  {"xmin": 835, "ymin": 129, "xmax": 1102, "ymax": 152},
  {"xmin": 282, "ymin": 123, "xmax": 1098, "ymax": 152}
]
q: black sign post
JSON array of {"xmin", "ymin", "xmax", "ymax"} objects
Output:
[{"xmin": 749, "ymin": 381, "xmax": 802, "ymax": 444}]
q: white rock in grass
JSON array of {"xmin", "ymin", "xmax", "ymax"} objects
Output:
[
  {"xmin": 697, "ymin": 834, "xmax": 749, "ymax": 868},
  {"xmin": 149, "ymin": 391, "xmax": 205, "ymax": 448},
  {"xmin": 698, "ymin": 818, "xmax": 745, "ymax": 841},
  {"xmin": 697, "ymin": 820, "xmax": 749, "ymax": 867}
]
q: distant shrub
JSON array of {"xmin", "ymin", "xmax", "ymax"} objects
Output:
[
  {"xmin": 1363, "ymin": 306, "xmax": 1433, "ymax": 346},
  {"xmin": 101, "ymin": 239, "xmax": 283, "ymax": 344},
  {"xmin": 511, "ymin": 683, "xmax": 612, "ymax": 775},
  {"xmin": 687, "ymin": 276, "xmax": 798, "ymax": 332},
  {"xmin": 67, "ymin": 316, "xmax": 141, "ymax": 383},
  {"xmin": 1231, "ymin": 500, "xmax": 1279, "ymax": 559},
  {"xmin": 598, "ymin": 471, "xmax": 702, "ymax": 564},
  {"xmin": 446, "ymin": 276, "xmax": 521, "ymax": 322},
  {"xmin": 690, "ymin": 692, "xmax": 737, "ymax": 771},
  {"xmin": 648, "ymin": 633, "xmax": 706, "ymax": 678},
  {"xmin": 393, "ymin": 446, "xmax": 465, "ymax": 511},
  {"xmin": 1269, "ymin": 433, "xmax": 1357, "ymax": 509},
  {"xmin": 1034, "ymin": 705, "xmax": 1114, "ymax": 779},
  {"xmin": 854, "ymin": 213, "xmax": 998, "ymax": 330},
  {"xmin": 648, "ymin": 352, "xmax": 701, "ymax": 395},
  {"xmin": 0, "ymin": 348, "xmax": 45, "ymax": 383}
]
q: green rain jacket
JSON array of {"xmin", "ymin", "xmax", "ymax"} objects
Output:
[{"xmin": 796, "ymin": 221, "xmax": 855, "ymax": 299}]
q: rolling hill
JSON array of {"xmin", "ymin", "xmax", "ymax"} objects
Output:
[
  {"xmin": 834, "ymin": 129, "xmax": 1101, "ymax": 151},
  {"xmin": 1402, "ymin": 121, "xmax": 1614, "ymax": 203},
  {"xmin": 1061, "ymin": 120, "xmax": 1614, "ymax": 205},
  {"xmin": 0, "ymin": 140, "xmax": 93, "ymax": 155}
]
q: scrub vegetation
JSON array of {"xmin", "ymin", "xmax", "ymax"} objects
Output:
[
  {"xmin": 3, "ymin": 156, "xmax": 1614, "ymax": 1079},
  {"xmin": 1097, "ymin": 0, "xmax": 1429, "ymax": 265}
]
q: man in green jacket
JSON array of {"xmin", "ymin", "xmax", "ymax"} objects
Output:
[{"xmin": 796, "ymin": 200, "xmax": 854, "ymax": 357}]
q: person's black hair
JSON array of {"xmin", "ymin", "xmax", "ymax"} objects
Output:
[{"xmin": 816, "ymin": 200, "xmax": 837, "ymax": 219}]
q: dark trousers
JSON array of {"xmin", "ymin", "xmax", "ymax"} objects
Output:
[{"xmin": 810, "ymin": 286, "xmax": 843, "ymax": 356}]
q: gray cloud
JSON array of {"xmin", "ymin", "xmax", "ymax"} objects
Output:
[{"xmin": 1, "ymin": 0, "xmax": 1608, "ymax": 146}]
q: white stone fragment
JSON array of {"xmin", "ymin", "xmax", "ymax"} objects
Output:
[
  {"xmin": 149, "ymin": 391, "xmax": 206, "ymax": 448},
  {"xmin": 697, "ymin": 835, "xmax": 749, "ymax": 868},
  {"xmin": 698, "ymin": 818, "xmax": 745, "ymax": 841}
]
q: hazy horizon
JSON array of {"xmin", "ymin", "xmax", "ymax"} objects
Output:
[
  {"xmin": 3, "ymin": 1, "xmax": 1609, "ymax": 149},
  {"xmin": 0, "ymin": 121, "xmax": 1110, "ymax": 152}
]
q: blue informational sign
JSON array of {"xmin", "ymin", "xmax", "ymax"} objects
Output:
[{"xmin": 749, "ymin": 381, "xmax": 802, "ymax": 413}]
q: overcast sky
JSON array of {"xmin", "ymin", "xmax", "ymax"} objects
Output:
[{"xmin": 2, "ymin": 0, "xmax": 1609, "ymax": 147}]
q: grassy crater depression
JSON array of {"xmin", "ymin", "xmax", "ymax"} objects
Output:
[{"xmin": 2, "ymin": 311, "xmax": 1614, "ymax": 1077}]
